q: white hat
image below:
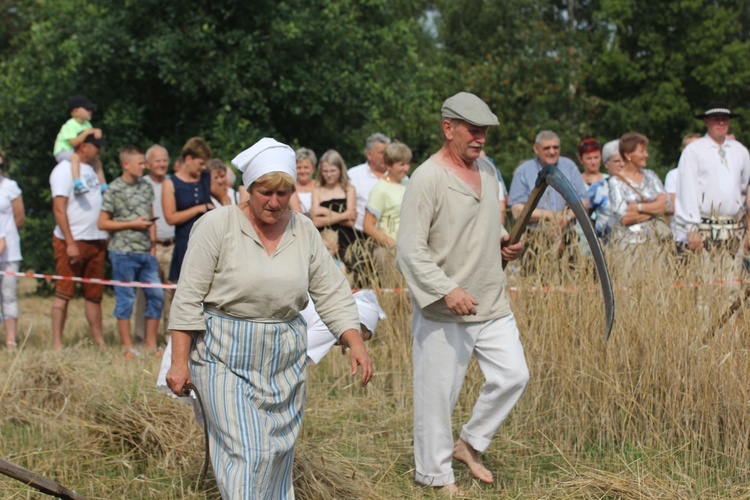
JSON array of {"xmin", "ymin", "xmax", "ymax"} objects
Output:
[
  {"xmin": 354, "ymin": 290, "xmax": 386, "ymax": 335},
  {"xmin": 231, "ymin": 138, "xmax": 297, "ymax": 189}
]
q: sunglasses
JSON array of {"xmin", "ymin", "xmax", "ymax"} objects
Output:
[{"xmin": 579, "ymin": 139, "xmax": 601, "ymax": 154}]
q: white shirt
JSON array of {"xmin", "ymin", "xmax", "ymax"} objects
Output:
[
  {"xmin": 664, "ymin": 168, "xmax": 678, "ymax": 238},
  {"xmin": 0, "ymin": 177, "xmax": 22, "ymax": 262},
  {"xmin": 143, "ymin": 175, "xmax": 175, "ymax": 240},
  {"xmin": 50, "ymin": 160, "xmax": 108, "ymax": 241},
  {"xmin": 297, "ymin": 191, "xmax": 312, "ymax": 215},
  {"xmin": 664, "ymin": 168, "xmax": 677, "ymax": 194},
  {"xmin": 674, "ymin": 135, "xmax": 750, "ymax": 243},
  {"xmin": 347, "ymin": 162, "xmax": 382, "ymax": 231}
]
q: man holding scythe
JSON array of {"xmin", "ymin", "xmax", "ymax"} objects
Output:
[
  {"xmin": 396, "ymin": 92, "xmax": 527, "ymax": 493},
  {"xmin": 397, "ymin": 92, "xmax": 613, "ymax": 494}
]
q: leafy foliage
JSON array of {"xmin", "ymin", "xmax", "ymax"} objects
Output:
[{"xmin": 1, "ymin": 0, "xmax": 749, "ymax": 277}]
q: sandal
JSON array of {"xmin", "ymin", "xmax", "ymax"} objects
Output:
[
  {"xmin": 124, "ymin": 348, "xmax": 140, "ymax": 359},
  {"xmin": 6, "ymin": 341, "xmax": 17, "ymax": 352}
]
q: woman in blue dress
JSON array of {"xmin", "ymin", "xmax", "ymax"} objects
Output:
[{"xmin": 162, "ymin": 137, "xmax": 214, "ymax": 282}]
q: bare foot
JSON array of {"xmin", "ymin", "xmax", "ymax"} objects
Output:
[
  {"xmin": 433, "ymin": 483, "xmax": 461, "ymax": 496},
  {"xmin": 453, "ymin": 439, "xmax": 493, "ymax": 484}
]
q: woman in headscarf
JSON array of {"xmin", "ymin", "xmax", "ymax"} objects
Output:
[{"xmin": 166, "ymin": 138, "xmax": 372, "ymax": 499}]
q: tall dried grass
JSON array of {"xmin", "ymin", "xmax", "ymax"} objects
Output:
[{"xmin": 2, "ymin": 236, "xmax": 750, "ymax": 498}]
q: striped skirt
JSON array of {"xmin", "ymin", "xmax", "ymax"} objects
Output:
[{"xmin": 190, "ymin": 310, "xmax": 308, "ymax": 499}]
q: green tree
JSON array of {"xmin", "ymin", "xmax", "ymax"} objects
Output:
[
  {"xmin": 435, "ymin": 0, "xmax": 600, "ymax": 182},
  {"xmin": 0, "ymin": 0, "xmax": 446, "ymax": 278},
  {"xmin": 587, "ymin": 0, "xmax": 750, "ymax": 173}
]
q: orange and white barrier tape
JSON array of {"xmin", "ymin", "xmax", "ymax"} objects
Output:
[
  {"xmin": 0, "ymin": 270, "xmax": 746, "ymax": 294},
  {"xmin": 0, "ymin": 270, "xmax": 177, "ymax": 289}
]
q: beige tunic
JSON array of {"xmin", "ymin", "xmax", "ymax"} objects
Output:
[
  {"xmin": 396, "ymin": 157, "xmax": 511, "ymax": 322},
  {"xmin": 169, "ymin": 205, "xmax": 359, "ymax": 338}
]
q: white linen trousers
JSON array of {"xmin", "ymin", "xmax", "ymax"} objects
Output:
[{"xmin": 412, "ymin": 305, "xmax": 529, "ymax": 486}]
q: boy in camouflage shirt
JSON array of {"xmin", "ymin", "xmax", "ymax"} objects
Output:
[{"xmin": 99, "ymin": 145, "xmax": 164, "ymax": 357}]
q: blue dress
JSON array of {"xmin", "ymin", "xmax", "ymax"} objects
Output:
[{"xmin": 169, "ymin": 170, "xmax": 211, "ymax": 282}]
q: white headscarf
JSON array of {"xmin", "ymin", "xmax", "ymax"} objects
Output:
[
  {"xmin": 231, "ymin": 138, "xmax": 297, "ymax": 189},
  {"xmin": 353, "ymin": 290, "xmax": 387, "ymax": 335}
]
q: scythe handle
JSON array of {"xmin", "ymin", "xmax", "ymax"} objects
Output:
[
  {"xmin": 503, "ymin": 171, "xmax": 550, "ymax": 268},
  {"xmin": 0, "ymin": 457, "xmax": 85, "ymax": 499}
]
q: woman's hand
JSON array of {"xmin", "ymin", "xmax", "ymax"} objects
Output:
[
  {"xmin": 340, "ymin": 329, "xmax": 373, "ymax": 386},
  {"xmin": 168, "ymin": 330, "xmax": 196, "ymax": 396},
  {"xmin": 344, "ymin": 207, "xmax": 357, "ymax": 222},
  {"xmin": 652, "ymin": 194, "xmax": 668, "ymax": 215},
  {"xmin": 166, "ymin": 362, "xmax": 191, "ymax": 397}
]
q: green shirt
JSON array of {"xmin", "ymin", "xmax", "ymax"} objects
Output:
[
  {"xmin": 366, "ymin": 179, "xmax": 407, "ymax": 241},
  {"xmin": 53, "ymin": 118, "xmax": 92, "ymax": 155},
  {"xmin": 101, "ymin": 177, "xmax": 154, "ymax": 253}
]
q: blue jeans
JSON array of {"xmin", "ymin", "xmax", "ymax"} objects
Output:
[{"xmin": 109, "ymin": 251, "xmax": 164, "ymax": 320}]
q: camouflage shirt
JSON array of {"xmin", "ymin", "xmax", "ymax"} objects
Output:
[{"xmin": 101, "ymin": 176, "xmax": 154, "ymax": 253}]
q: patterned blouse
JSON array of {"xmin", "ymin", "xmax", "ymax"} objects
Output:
[
  {"xmin": 608, "ymin": 169, "xmax": 666, "ymax": 244},
  {"xmin": 588, "ymin": 174, "xmax": 613, "ymax": 238}
]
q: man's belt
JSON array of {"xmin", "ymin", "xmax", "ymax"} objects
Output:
[
  {"xmin": 157, "ymin": 238, "xmax": 175, "ymax": 246},
  {"xmin": 698, "ymin": 215, "xmax": 743, "ymax": 242}
]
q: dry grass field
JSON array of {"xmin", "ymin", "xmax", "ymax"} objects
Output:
[{"xmin": 2, "ymin": 238, "xmax": 750, "ymax": 498}]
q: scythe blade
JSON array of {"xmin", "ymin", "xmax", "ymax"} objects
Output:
[{"xmin": 504, "ymin": 164, "xmax": 615, "ymax": 341}]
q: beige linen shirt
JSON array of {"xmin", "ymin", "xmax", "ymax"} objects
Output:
[
  {"xmin": 169, "ymin": 206, "xmax": 359, "ymax": 338},
  {"xmin": 396, "ymin": 157, "xmax": 511, "ymax": 322}
]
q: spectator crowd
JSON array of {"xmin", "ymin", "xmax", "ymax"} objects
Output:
[
  {"xmin": 0, "ymin": 96, "xmax": 747, "ymax": 355},
  {"xmin": 1, "ymin": 90, "xmax": 749, "ymax": 499}
]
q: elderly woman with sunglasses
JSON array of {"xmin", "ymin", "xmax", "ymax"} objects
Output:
[{"xmin": 166, "ymin": 138, "xmax": 372, "ymax": 499}]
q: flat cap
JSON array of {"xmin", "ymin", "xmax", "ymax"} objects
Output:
[{"xmin": 441, "ymin": 92, "xmax": 499, "ymax": 126}]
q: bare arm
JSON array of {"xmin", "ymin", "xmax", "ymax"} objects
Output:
[
  {"xmin": 98, "ymin": 211, "xmax": 153, "ymax": 232},
  {"xmin": 162, "ymin": 177, "xmax": 211, "ymax": 226},
  {"xmin": 166, "ymin": 329, "xmax": 199, "ymax": 396},
  {"xmin": 338, "ymin": 185, "xmax": 357, "ymax": 228},
  {"xmin": 237, "ymin": 185, "xmax": 249, "ymax": 204},
  {"xmin": 620, "ymin": 194, "xmax": 667, "ymax": 226},
  {"xmin": 339, "ymin": 328, "xmax": 373, "ymax": 386},
  {"xmin": 68, "ymin": 128, "xmax": 101, "ymax": 148},
  {"xmin": 150, "ymin": 208, "xmax": 157, "ymax": 256},
  {"xmin": 363, "ymin": 210, "xmax": 395, "ymax": 247},
  {"xmin": 511, "ymin": 203, "xmax": 554, "ymax": 223},
  {"xmin": 53, "ymin": 196, "xmax": 80, "ymax": 261},
  {"xmin": 11, "ymin": 196, "xmax": 24, "ymax": 229},
  {"xmin": 311, "ymin": 188, "xmax": 348, "ymax": 227}
]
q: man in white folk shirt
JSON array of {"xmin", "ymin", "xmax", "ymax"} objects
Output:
[{"xmin": 674, "ymin": 100, "xmax": 750, "ymax": 256}]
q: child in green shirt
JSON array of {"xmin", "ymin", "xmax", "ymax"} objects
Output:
[{"xmin": 53, "ymin": 95, "xmax": 107, "ymax": 195}]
